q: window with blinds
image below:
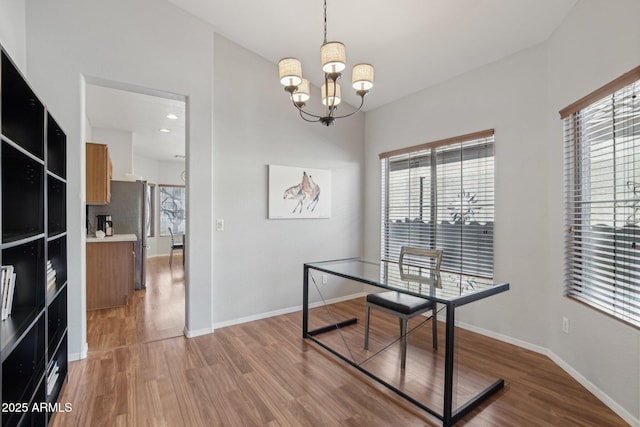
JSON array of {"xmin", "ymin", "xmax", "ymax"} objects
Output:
[
  {"xmin": 561, "ymin": 66, "xmax": 640, "ymax": 328},
  {"xmin": 380, "ymin": 130, "xmax": 495, "ymax": 279}
]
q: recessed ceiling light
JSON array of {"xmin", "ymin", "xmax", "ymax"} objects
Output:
[
  {"xmin": 166, "ymin": 113, "xmax": 178, "ymax": 120},
  {"xmin": 159, "ymin": 128, "xmax": 171, "ymax": 133}
]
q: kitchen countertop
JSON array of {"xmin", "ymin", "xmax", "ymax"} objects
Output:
[{"xmin": 86, "ymin": 233, "xmax": 137, "ymax": 243}]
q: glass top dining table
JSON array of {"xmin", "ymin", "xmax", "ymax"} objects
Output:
[
  {"xmin": 302, "ymin": 257, "xmax": 510, "ymax": 426},
  {"xmin": 305, "ymin": 257, "xmax": 508, "ymax": 306}
]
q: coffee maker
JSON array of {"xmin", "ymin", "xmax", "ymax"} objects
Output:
[{"xmin": 96, "ymin": 214, "xmax": 114, "ymax": 236}]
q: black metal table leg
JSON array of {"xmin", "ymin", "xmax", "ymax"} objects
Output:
[
  {"xmin": 443, "ymin": 303, "xmax": 455, "ymax": 426},
  {"xmin": 303, "ymin": 264, "xmax": 309, "ymax": 338}
]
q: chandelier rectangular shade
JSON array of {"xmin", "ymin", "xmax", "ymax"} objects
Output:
[
  {"xmin": 321, "ymin": 81, "xmax": 341, "ymax": 106},
  {"xmin": 321, "ymin": 42, "xmax": 346, "ymax": 73},
  {"xmin": 278, "ymin": 58, "xmax": 303, "ymax": 87},
  {"xmin": 352, "ymin": 63, "xmax": 374, "ymax": 91},
  {"xmin": 292, "ymin": 79, "xmax": 310, "ymax": 103}
]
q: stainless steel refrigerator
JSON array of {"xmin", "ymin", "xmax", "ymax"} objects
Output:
[{"xmin": 88, "ymin": 180, "xmax": 147, "ymax": 290}]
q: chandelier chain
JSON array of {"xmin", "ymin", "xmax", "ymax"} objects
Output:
[{"xmin": 323, "ymin": 0, "xmax": 328, "ymax": 44}]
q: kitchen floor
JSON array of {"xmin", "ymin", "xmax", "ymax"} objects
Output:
[{"xmin": 86, "ymin": 254, "xmax": 185, "ymax": 351}]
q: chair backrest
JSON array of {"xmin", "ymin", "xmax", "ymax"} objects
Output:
[{"xmin": 399, "ymin": 246, "xmax": 443, "ymax": 284}]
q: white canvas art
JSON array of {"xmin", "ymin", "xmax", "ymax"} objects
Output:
[{"xmin": 269, "ymin": 165, "xmax": 331, "ymax": 219}]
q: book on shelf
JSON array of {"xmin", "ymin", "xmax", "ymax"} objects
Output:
[
  {"xmin": 47, "ymin": 361, "xmax": 58, "ymax": 378},
  {"xmin": 47, "ymin": 372, "xmax": 59, "ymax": 395},
  {"xmin": 1, "ymin": 265, "xmax": 16, "ymax": 321},
  {"xmin": 47, "ymin": 359, "xmax": 60, "ymax": 396},
  {"xmin": 47, "ymin": 276, "xmax": 57, "ymax": 292},
  {"xmin": 0, "ymin": 268, "xmax": 6, "ymax": 316},
  {"xmin": 47, "ymin": 260, "xmax": 57, "ymax": 292},
  {"xmin": 47, "ymin": 359, "xmax": 59, "ymax": 380}
]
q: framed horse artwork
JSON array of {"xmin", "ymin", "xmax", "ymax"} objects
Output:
[{"xmin": 268, "ymin": 165, "xmax": 331, "ymax": 219}]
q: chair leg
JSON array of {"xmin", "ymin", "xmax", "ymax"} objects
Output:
[
  {"xmin": 364, "ymin": 305, "xmax": 371, "ymax": 350},
  {"xmin": 400, "ymin": 318, "xmax": 408, "ymax": 370},
  {"xmin": 169, "ymin": 248, "xmax": 173, "ymax": 266},
  {"xmin": 432, "ymin": 305, "xmax": 438, "ymax": 350}
]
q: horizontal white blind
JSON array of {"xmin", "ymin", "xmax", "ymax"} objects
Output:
[
  {"xmin": 381, "ymin": 133, "xmax": 494, "ymax": 278},
  {"xmin": 563, "ymin": 76, "xmax": 640, "ymax": 327}
]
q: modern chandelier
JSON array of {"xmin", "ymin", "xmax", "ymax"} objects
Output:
[{"xmin": 277, "ymin": 0, "xmax": 374, "ymax": 126}]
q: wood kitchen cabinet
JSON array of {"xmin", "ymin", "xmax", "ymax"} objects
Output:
[
  {"xmin": 86, "ymin": 142, "xmax": 112, "ymax": 204},
  {"xmin": 86, "ymin": 239, "xmax": 135, "ymax": 310}
]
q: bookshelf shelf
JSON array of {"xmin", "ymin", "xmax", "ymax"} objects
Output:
[
  {"xmin": 47, "ymin": 176, "xmax": 66, "ymax": 237},
  {"xmin": 2, "ymin": 141, "xmax": 45, "ymax": 244},
  {"xmin": 46, "ymin": 235, "xmax": 67, "ymax": 302},
  {"xmin": 46, "ymin": 113, "xmax": 66, "ymax": 180},
  {"xmin": 47, "ymin": 288, "xmax": 66, "ymax": 358},
  {"xmin": 1, "ymin": 47, "xmax": 68, "ymax": 427},
  {"xmin": 0, "ymin": 53, "xmax": 44, "ymax": 160},
  {"xmin": 0, "ymin": 307, "xmax": 41, "ymax": 357}
]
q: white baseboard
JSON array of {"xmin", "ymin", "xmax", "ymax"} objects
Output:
[
  {"xmin": 68, "ymin": 342, "xmax": 89, "ymax": 361},
  {"xmin": 455, "ymin": 320, "xmax": 548, "ymax": 355},
  {"xmin": 213, "ymin": 307, "xmax": 300, "ymax": 330},
  {"xmin": 546, "ymin": 351, "xmax": 639, "ymax": 427},
  {"xmin": 147, "ymin": 253, "xmax": 171, "ymax": 259},
  {"xmin": 212, "ymin": 292, "xmax": 365, "ymax": 330},
  {"xmin": 68, "ymin": 352, "xmax": 83, "ymax": 361},
  {"xmin": 456, "ymin": 321, "xmax": 639, "ymax": 427},
  {"xmin": 183, "ymin": 325, "xmax": 214, "ymax": 338}
]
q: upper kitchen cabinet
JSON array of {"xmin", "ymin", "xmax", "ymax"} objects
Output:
[{"xmin": 86, "ymin": 142, "xmax": 112, "ymax": 205}]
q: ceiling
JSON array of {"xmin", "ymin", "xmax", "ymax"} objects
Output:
[
  {"xmin": 86, "ymin": 0, "xmax": 577, "ymax": 162},
  {"xmin": 169, "ymin": 0, "xmax": 577, "ymax": 110},
  {"xmin": 86, "ymin": 83, "xmax": 186, "ymax": 163}
]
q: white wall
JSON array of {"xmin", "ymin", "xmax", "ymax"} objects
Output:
[
  {"xmin": 22, "ymin": 0, "xmax": 365, "ymax": 348},
  {"xmin": 0, "ymin": 0, "xmax": 26, "ymax": 71},
  {"xmin": 91, "ymin": 127, "xmax": 133, "ymax": 180},
  {"xmin": 157, "ymin": 160, "xmax": 184, "ymax": 186},
  {"xmin": 364, "ymin": 0, "xmax": 640, "ymax": 423},
  {"xmin": 212, "ymin": 34, "xmax": 365, "ymax": 324},
  {"xmin": 132, "ymin": 154, "xmax": 159, "ymax": 183},
  {"xmin": 133, "ymin": 154, "xmax": 185, "ymax": 185},
  {"xmin": 545, "ymin": 0, "xmax": 640, "ymax": 422},
  {"xmin": 25, "ymin": 0, "xmax": 215, "ymax": 353},
  {"xmin": 366, "ymin": 44, "xmax": 550, "ymax": 345}
]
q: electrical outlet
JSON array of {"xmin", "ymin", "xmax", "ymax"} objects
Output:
[
  {"xmin": 322, "ymin": 274, "xmax": 328, "ymax": 284},
  {"xmin": 216, "ymin": 219, "xmax": 224, "ymax": 231},
  {"xmin": 562, "ymin": 317, "xmax": 569, "ymax": 334}
]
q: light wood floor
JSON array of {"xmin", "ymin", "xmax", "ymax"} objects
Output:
[
  {"xmin": 86, "ymin": 255, "xmax": 185, "ymax": 350},
  {"xmin": 54, "ymin": 266, "xmax": 627, "ymax": 426}
]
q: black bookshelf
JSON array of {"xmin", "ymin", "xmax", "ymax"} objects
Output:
[{"xmin": 1, "ymin": 47, "xmax": 68, "ymax": 427}]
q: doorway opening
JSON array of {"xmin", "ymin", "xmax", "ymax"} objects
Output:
[{"xmin": 84, "ymin": 78, "xmax": 187, "ymax": 351}]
